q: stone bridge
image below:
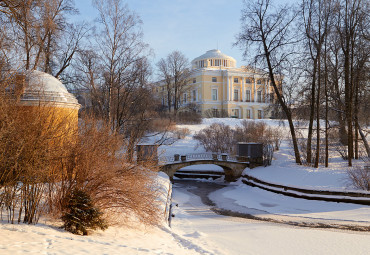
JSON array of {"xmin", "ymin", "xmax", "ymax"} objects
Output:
[{"xmin": 159, "ymin": 153, "xmax": 250, "ymax": 181}]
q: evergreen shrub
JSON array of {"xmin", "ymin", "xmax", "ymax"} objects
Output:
[{"xmin": 62, "ymin": 189, "xmax": 107, "ymax": 235}]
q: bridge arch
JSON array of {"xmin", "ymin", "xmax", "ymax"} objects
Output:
[{"xmin": 160, "ymin": 160, "xmax": 249, "ymax": 182}]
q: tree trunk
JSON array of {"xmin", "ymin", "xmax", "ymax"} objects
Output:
[
  {"xmin": 307, "ymin": 59, "xmax": 317, "ymax": 164},
  {"xmin": 354, "ymin": 76, "xmax": 359, "ymax": 159},
  {"xmin": 264, "ymin": 52, "xmax": 301, "ymax": 164},
  {"xmin": 357, "ymin": 120, "xmax": 370, "ymax": 158},
  {"xmin": 314, "ymin": 50, "xmax": 321, "ymax": 168},
  {"xmin": 344, "ymin": 39, "xmax": 353, "ymax": 166},
  {"xmin": 324, "ymin": 38, "xmax": 329, "ymax": 168}
]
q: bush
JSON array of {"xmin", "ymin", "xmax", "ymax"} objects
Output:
[
  {"xmin": 148, "ymin": 117, "xmax": 176, "ymax": 133},
  {"xmin": 234, "ymin": 120, "xmax": 271, "ymax": 144},
  {"xmin": 203, "ymin": 109, "xmax": 229, "ymax": 118},
  {"xmin": 347, "ymin": 166, "xmax": 370, "ymax": 191},
  {"xmin": 0, "ymin": 92, "xmax": 74, "ymax": 224},
  {"xmin": 176, "ymin": 110, "xmax": 202, "ymax": 124},
  {"xmin": 62, "ymin": 189, "xmax": 107, "ymax": 235},
  {"xmin": 194, "ymin": 123, "xmax": 234, "ymax": 153},
  {"xmin": 194, "ymin": 120, "xmax": 282, "ymax": 157},
  {"xmin": 51, "ymin": 117, "xmax": 161, "ymax": 227},
  {"xmin": 0, "ymin": 74, "xmax": 161, "ymax": 227},
  {"xmin": 172, "ymin": 127, "xmax": 190, "ymax": 139}
]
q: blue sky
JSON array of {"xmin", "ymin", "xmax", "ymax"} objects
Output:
[
  {"xmin": 74, "ymin": 0, "xmax": 246, "ymax": 66},
  {"xmin": 74, "ymin": 0, "xmax": 290, "ymax": 68}
]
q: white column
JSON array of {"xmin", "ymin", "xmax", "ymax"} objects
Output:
[
  {"xmin": 230, "ymin": 76, "xmax": 234, "ymax": 101},
  {"xmin": 226, "ymin": 75, "xmax": 230, "ymax": 101},
  {"xmin": 241, "ymin": 77, "xmax": 245, "ymax": 102},
  {"xmin": 253, "ymin": 77, "xmax": 257, "ymax": 102}
]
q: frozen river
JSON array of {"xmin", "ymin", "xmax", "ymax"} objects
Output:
[{"xmin": 170, "ymin": 179, "xmax": 370, "ymax": 255}]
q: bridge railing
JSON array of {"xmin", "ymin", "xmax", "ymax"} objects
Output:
[
  {"xmin": 158, "ymin": 153, "xmax": 238, "ymax": 164},
  {"xmin": 186, "ymin": 153, "xmax": 213, "ymax": 161},
  {"xmin": 158, "ymin": 155, "xmax": 174, "ymax": 163}
]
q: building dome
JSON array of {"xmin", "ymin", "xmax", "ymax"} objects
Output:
[
  {"xmin": 191, "ymin": 49, "xmax": 236, "ymax": 69},
  {"xmin": 18, "ymin": 70, "xmax": 80, "ymax": 109}
]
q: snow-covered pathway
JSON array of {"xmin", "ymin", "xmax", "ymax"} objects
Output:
[{"xmin": 171, "ymin": 180, "xmax": 370, "ymax": 255}]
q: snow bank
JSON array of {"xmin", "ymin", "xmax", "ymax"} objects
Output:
[{"xmin": 210, "ymin": 183, "xmax": 370, "ymax": 223}]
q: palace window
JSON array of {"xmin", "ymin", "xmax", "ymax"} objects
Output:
[
  {"xmin": 232, "ymin": 109, "xmax": 240, "ymax": 118},
  {"xmin": 212, "ymin": 89, "xmax": 218, "ymax": 101},
  {"xmin": 245, "ymin": 90, "xmax": 251, "ymax": 102},
  {"xmin": 234, "ymin": 89, "xmax": 239, "ymax": 101},
  {"xmin": 246, "ymin": 109, "xmax": 251, "ymax": 119},
  {"xmin": 258, "ymin": 110, "xmax": 263, "ymax": 119},
  {"xmin": 257, "ymin": 79, "xmax": 262, "ymax": 84},
  {"xmin": 212, "ymin": 108, "xmax": 219, "ymax": 117},
  {"xmin": 257, "ymin": 90, "xmax": 262, "ymax": 102},
  {"xmin": 245, "ymin": 78, "xmax": 251, "ymax": 83},
  {"xmin": 183, "ymin": 93, "xmax": 187, "ymax": 104},
  {"xmin": 234, "ymin": 77, "xmax": 239, "ymax": 83},
  {"xmin": 193, "ymin": 90, "xmax": 196, "ymax": 101},
  {"xmin": 212, "ymin": 77, "xmax": 217, "ymax": 82},
  {"xmin": 193, "ymin": 78, "xmax": 196, "ymax": 83}
]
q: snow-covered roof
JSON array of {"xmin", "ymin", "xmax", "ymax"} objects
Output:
[
  {"xmin": 27, "ymin": 70, "xmax": 70, "ymax": 94},
  {"xmin": 18, "ymin": 70, "xmax": 80, "ymax": 109},
  {"xmin": 192, "ymin": 49, "xmax": 236, "ymax": 63}
]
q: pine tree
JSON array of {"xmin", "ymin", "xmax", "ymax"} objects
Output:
[{"xmin": 62, "ymin": 189, "xmax": 107, "ymax": 235}]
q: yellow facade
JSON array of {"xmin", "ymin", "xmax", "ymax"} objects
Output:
[{"xmin": 156, "ymin": 49, "xmax": 279, "ymax": 119}]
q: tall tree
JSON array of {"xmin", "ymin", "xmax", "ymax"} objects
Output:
[
  {"xmin": 301, "ymin": 0, "xmax": 334, "ymax": 167},
  {"xmin": 69, "ymin": 0, "xmax": 155, "ymax": 161},
  {"xmin": 156, "ymin": 51, "xmax": 190, "ymax": 115},
  {"xmin": 236, "ymin": 0, "xmax": 302, "ymax": 164},
  {"xmin": 336, "ymin": 0, "xmax": 368, "ymax": 165},
  {"xmin": 93, "ymin": 0, "xmax": 150, "ymax": 129},
  {"xmin": 0, "ymin": 0, "xmax": 83, "ymax": 78}
]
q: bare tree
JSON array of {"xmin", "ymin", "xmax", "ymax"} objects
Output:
[
  {"xmin": 93, "ymin": 0, "xmax": 150, "ymax": 128},
  {"xmin": 68, "ymin": 0, "xmax": 157, "ymax": 161},
  {"xmin": 301, "ymin": 0, "xmax": 335, "ymax": 167},
  {"xmin": 156, "ymin": 51, "xmax": 190, "ymax": 115},
  {"xmin": 72, "ymin": 48, "xmax": 106, "ymax": 116},
  {"xmin": 236, "ymin": 0, "xmax": 302, "ymax": 164},
  {"xmin": 0, "ymin": 0, "xmax": 85, "ymax": 78},
  {"xmin": 336, "ymin": 0, "xmax": 369, "ymax": 165}
]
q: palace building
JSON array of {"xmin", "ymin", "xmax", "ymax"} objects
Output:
[{"xmin": 156, "ymin": 49, "xmax": 279, "ymax": 119}]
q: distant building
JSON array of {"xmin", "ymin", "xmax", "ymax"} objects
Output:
[{"xmin": 155, "ymin": 49, "xmax": 280, "ymax": 119}]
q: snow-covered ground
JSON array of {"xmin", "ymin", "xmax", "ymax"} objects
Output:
[
  {"xmin": 1, "ymin": 118, "xmax": 369, "ymax": 254},
  {"xmin": 244, "ymin": 141, "xmax": 365, "ymax": 190},
  {"xmin": 171, "ymin": 181, "xmax": 370, "ymax": 255}
]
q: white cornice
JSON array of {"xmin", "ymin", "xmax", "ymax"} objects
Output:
[{"xmin": 190, "ymin": 68, "xmax": 267, "ymax": 78}]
